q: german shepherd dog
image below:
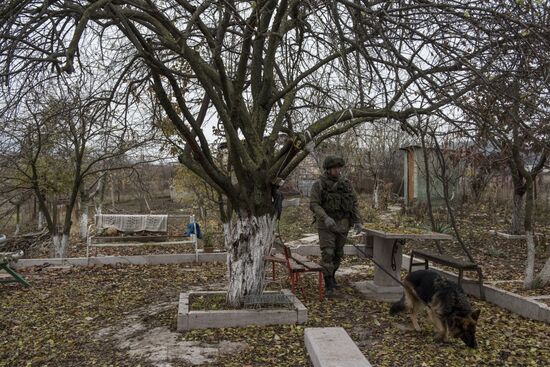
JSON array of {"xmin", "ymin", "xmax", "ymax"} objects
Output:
[{"xmin": 389, "ymin": 270, "xmax": 480, "ymax": 348}]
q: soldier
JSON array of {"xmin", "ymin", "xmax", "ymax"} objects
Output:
[{"xmin": 310, "ymin": 155, "xmax": 362, "ymax": 296}]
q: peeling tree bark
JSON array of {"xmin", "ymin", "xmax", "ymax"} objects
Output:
[
  {"xmin": 37, "ymin": 211, "xmax": 44, "ymax": 230},
  {"xmin": 373, "ymin": 178, "xmax": 379, "ymax": 209},
  {"xmin": 52, "ymin": 233, "xmax": 69, "ymax": 258},
  {"xmin": 224, "ymin": 214, "xmax": 277, "ymax": 306},
  {"xmin": 79, "ymin": 202, "xmax": 89, "ymax": 239}
]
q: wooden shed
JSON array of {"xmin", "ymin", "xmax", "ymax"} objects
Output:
[{"xmin": 400, "ymin": 145, "xmax": 460, "ymax": 206}]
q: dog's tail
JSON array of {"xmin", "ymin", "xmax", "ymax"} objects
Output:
[{"xmin": 389, "ymin": 295, "xmax": 406, "ymax": 315}]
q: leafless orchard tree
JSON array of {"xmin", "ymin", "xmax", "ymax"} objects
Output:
[
  {"xmin": 340, "ymin": 121, "xmax": 406, "ymax": 208},
  {"xmin": 0, "ymin": 75, "xmax": 157, "ymax": 257},
  {"xmin": 462, "ymin": 83, "xmax": 549, "ymax": 287},
  {"xmin": 449, "ymin": 4, "xmax": 550, "ymax": 288},
  {"xmin": 1, "ymin": 0, "xmax": 546, "ymax": 303}
]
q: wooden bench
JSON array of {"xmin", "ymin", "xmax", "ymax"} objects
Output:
[
  {"xmin": 305, "ymin": 327, "xmax": 372, "ymax": 367},
  {"xmin": 0, "ymin": 251, "xmax": 30, "ymax": 288},
  {"xmin": 409, "ymin": 249, "xmax": 485, "ymax": 299},
  {"xmin": 264, "ymin": 242, "xmax": 324, "ymax": 301}
]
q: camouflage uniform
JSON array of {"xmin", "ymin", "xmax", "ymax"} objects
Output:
[{"xmin": 309, "ymin": 156, "xmax": 361, "ymax": 287}]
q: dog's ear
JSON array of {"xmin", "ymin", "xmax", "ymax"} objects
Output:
[{"xmin": 471, "ymin": 309, "xmax": 480, "ymax": 321}]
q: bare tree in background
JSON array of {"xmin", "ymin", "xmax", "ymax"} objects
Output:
[
  {"xmin": 455, "ymin": 19, "xmax": 550, "ymax": 288},
  {"xmin": 342, "ymin": 121, "xmax": 406, "ymax": 208},
  {"xmin": 2, "ymin": 0, "xmax": 547, "ymax": 303},
  {"xmin": 0, "ymin": 76, "xmax": 156, "ymax": 257}
]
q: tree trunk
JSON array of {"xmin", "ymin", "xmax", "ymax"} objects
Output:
[
  {"xmin": 52, "ymin": 233, "xmax": 69, "ymax": 258},
  {"xmin": 38, "ymin": 211, "xmax": 44, "ymax": 230},
  {"xmin": 523, "ymin": 177, "xmax": 536, "ymax": 289},
  {"xmin": 224, "ymin": 214, "xmax": 277, "ymax": 307},
  {"xmin": 523, "ymin": 230, "xmax": 536, "ymax": 288},
  {"xmin": 510, "ymin": 170, "xmax": 526, "ymax": 235},
  {"xmin": 511, "ymin": 190, "xmax": 525, "ymax": 235},
  {"xmin": 14, "ymin": 204, "xmax": 20, "ymax": 236},
  {"xmin": 373, "ymin": 179, "xmax": 379, "ymax": 209},
  {"xmin": 110, "ymin": 178, "xmax": 116, "ymax": 208},
  {"xmin": 80, "ymin": 201, "xmax": 89, "ymax": 239},
  {"xmin": 533, "ymin": 256, "xmax": 550, "ymax": 288},
  {"xmin": 420, "ymin": 134, "xmax": 442, "ymax": 254}
]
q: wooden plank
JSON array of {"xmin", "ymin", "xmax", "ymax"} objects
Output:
[
  {"xmin": 91, "ymin": 234, "xmax": 192, "ymax": 243},
  {"xmin": 364, "ymin": 228, "xmax": 453, "ymax": 241},
  {"xmin": 91, "ymin": 240, "xmax": 194, "ymax": 247},
  {"xmin": 265, "ymin": 253, "xmax": 305, "ymax": 270},
  {"xmin": 412, "ymin": 250, "xmax": 477, "ymax": 269},
  {"xmin": 288, "ymin": 260, "xmax": 306, "ymax": 271},
  {"xmin": 291, "ymin": 254, "xmax": 323, "ymax": 271},
  {"xmin": 264, "ymin": 255, "xmax": 286, "ymax": 264}
]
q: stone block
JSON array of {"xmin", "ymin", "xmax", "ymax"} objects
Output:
[{"xmin": 305, "ymin": 327, "xmax": 372, "ymax": 367}]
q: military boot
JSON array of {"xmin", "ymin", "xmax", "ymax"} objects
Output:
[
  {"xmin": 332, "ymin": 271, "xmax": 342, "ymax": 289},
  {"xmin": 324, "ymin": 275, "xmax": 335, "ymax": 297}
]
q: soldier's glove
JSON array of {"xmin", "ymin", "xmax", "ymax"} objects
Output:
[
  {"xmin": 324, "ymin": 216, "xmax": 337, "ymax": 230},
  {"xmin": 353, "ymin": 223, "xmax": 363, "ymax": 235}
]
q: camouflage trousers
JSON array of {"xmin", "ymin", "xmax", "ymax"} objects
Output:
[{"xmin": 318, "ymin": 228, "xmax": 348, "ymax": 277}]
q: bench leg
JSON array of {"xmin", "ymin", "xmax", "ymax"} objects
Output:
[
  {"xmin": 290, "ymin": 272, "xmax": 296, "ymax": 294},
  {"xmin": 424, "ymin": 259, "xmax": 429, "ymax": 270},
  {"xmin": 297, "ymin": 273, "xmax": 307, "ymax": 301},
  {"xmin": 476, "ymin": 268, "xmax": 486, "ymax": 300},
  {"xmin": 1, "ymin": 264, "xmax": 30, "ymax": 287},
  {"xmin": 409, "ymin": 252, "xmax": 414, "ymax": 273},
  {"xmin": 458, "ymin": 269, "xmax": 464, "ymax": 288}
]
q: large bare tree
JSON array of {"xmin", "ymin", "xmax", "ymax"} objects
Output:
[{"xmin": 1, "ymin": 0, "xmax": 544, "ymax": 303}]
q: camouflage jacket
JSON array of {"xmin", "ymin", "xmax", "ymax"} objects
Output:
[{"xmin": 309, "ymin": 173, "xmax": 361, "ymax": 228}]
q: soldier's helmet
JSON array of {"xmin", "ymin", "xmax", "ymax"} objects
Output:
[{"xmin": 323, "ymin": 155, "xmax": 346, "ymax": 170}]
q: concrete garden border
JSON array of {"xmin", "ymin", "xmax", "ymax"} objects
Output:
[
  {"xmin": 12, "ymin": 251, "xmax": 227, "ymax": 269},
  {"xmin": 11, "ymin": 242, "xmax": 370, "ymax": 269},
  {"xmin": 177, "ymin": 289, "xmax": 307, "ymax": 331},
  {"xmin": 488, "ymin": 230, "xmax": 543, "ymax": 240}
]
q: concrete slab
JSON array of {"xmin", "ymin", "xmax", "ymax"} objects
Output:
[
  {"xmin": 353, "ymin": 280, "xmax": 403, "ymax": 302},
  {"xmin": 305, "ymin": 327, "xmax": 372, "ymax": 367},
  {"xmin": 96, "ymin": 301, "xmax": 247, "ymax": 366},
  {"xmin": 488, "ymin": 230, "xmax": 543, "ymax": 240},
  {"xmin": 178, "ymin": 290, "xmax": 307, "ymax": 331}
]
